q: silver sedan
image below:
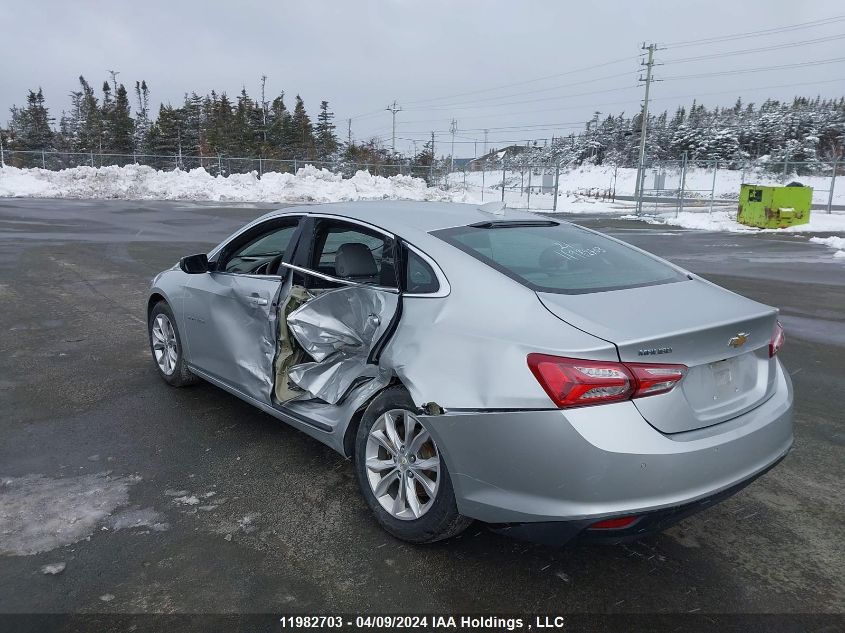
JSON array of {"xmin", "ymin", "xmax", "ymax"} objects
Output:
[{"xmin": 147, "ymin": 201, "xmax": 793, "ymax": 545}]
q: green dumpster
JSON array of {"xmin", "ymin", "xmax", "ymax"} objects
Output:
[{"xmin": 737, "ymin": 183, "xmax": 812, "ymax": 229}]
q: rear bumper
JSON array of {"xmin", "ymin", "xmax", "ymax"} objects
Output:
[
  {"xmin": 491, "ymin": 453, "xmax": 786, "ymax": 546},
  {"xmin": 422, "ymin": 359, "xmax": 793, "ymax": 528}
]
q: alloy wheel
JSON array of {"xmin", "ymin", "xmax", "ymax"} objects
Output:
[
  {"xmin": 151, "ymin": 314, "xmax": 178, "ymax": 376},
  {"xmin": 365, "ymin": 409, "xmax": 441, "ymax": 520}
]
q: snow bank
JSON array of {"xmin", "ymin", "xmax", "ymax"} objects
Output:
[
  {"xmin": 627, "ymin": 209, "xmax": 845, "ymax": 236},
  {"xmin": 810, "ymin": 235, "xmax": 845, "ymax": 259},
  {"xmin": 810, "ymin": 236, "xmax": 845, "ymax": 250},
  {"xmin": 0, "ymin": 164, "xmax": 478, "ymax": 204}
]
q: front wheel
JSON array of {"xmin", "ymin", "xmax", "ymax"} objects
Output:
[
  {"xmin": 148, "ymin": 301, "xmax": 198, "ymax": 387},
  {"xmin": 354, "ymin": 386, "xmax": 471, "ymax": 543}
]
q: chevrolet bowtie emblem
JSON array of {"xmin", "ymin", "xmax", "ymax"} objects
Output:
[{"xmin": 728, "ymin": 332, "xmax": 750, "ymax": 348}]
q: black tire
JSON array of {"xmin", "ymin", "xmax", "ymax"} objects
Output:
[
  {"xmin": 354, "ymin": 385, "xmax": 472, "ymax": 544},
  {"xmin": 148, "ymin": 301, "xmax": 198, "ymax": 387}
]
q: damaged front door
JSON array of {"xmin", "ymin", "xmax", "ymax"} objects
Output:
[{"xmin": 183, "ymin": 216, "xmax": 303, "ymax": 402}]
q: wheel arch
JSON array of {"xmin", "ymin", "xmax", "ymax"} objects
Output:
[
  {"xmin": 341, "ymin": 379, "xmax": 414, "ymax": 458},
  {"xmin": 147, "ymin": 292, "xmax": 167, "ymax": 321}
]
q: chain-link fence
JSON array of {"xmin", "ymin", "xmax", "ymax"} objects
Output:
[
  {"xmin": 632, "ymin": 158, "xmax": 841, "ymax": 216},
  {"xmin": 442, "ymin": 157, "xmax": 841, "ymax": 214},
  {"xmin": 0, "ymin": 149, "xmax": 441, "ymax": 182},
  {"xmin": 0, "ymin": 148, "xmax": 840, "ymax": 214}
]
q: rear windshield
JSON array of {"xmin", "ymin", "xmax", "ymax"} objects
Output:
[{"xmin": 432, "ymin": 221, "xmax": 687, "ymax": 294}]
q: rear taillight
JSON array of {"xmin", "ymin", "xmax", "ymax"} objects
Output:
[
  {"xmin": 626, "ymin": 363, "xmax": 688, "ymax": 398},
  {"xmin": 769, "ymin": 321, "xmax": 785, "ymax": 358},
  {"xmin": 527, "ymin": 354, "xmax": 687, "ymax": 409},
  {"xmin": 588, "ymin": 515, "xmax": 640, "ymax": 530}
]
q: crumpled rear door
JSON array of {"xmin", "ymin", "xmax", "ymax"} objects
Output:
[{"xmin": 284, "ymin": 285, "xmax": 400, "ymax": 405}]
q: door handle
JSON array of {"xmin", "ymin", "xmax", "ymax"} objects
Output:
[{"xmin": 247, "ymin": 295, "xmax": 268, "ymax": 306}]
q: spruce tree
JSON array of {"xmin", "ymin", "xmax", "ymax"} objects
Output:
[
  {"xmin": 133, "ymin": 80, "xmax": 151, "ymax": 155},
  {"xmin": 107, "ymin": 84, "xmax": 134, "ymax": 155},
  {"xmin": 181, "ymin": 92, "xmax": 204, "ymax": 157},
  {"xmin": 291, "ymin": 95, "xmax": 315, "ymax": 160},
  {"xmin": 266, "ymin": 93, "xmax": 290, "ymax": 158},
  {"xmin": 9, "ymin": 88, "xmax": 54, "ymax": 153},
  {"xmin": 75, "ymin": 76, "xmax": 102, "ymax": 154},
  {"xmin": 149, "ymin": 104, "xmax": 184, "ymax": 167},
  {"xmin": 315, "ymin": 100, "xmax": 339, "ymax": 161}
]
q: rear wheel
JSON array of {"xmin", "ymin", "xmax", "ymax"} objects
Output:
[
  {"xmin": 148, "ymin": 301, "xmax": 198, "ymax": 387},
  {"xmin": 354, "ymin": 386, "xmax": 471, "ymax": 543}
]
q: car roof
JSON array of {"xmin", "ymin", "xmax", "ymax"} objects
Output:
[{"xmin": 260, "ymin": 200, "xmax": 549, "ymax": 236}]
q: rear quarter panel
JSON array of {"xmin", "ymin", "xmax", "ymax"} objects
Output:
[{"xmin": 380, "ymin": 234, "xmax": 618, "ymax": 409}]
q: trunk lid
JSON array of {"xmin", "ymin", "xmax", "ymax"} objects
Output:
[{"xmin": 538, "ymin": 278, "xmax": 778, "ymax": 433}]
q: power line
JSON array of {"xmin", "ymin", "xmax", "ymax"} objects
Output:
[
  {"xmin": 361, "ymin": 76, "xmax": 845, "ymax": 146},
  {"xmin": 663, "ymin": 32, "xmax": 845, "ymax": 64},
  {"xmin": 663, "ymin": 56, "xmax": 845, "ymax": 81},
  {"xmin": 403, "ymin": 70, "xmax": 637, "ymax": 111},
  {"xmin": 392, "ymin": 136, "xmax": 558, "ymax": 145},
  {"xmin": 648, "ymin": 76, "xmax": 845, "ymax": 105},
  {"xmin": 404, "ymin": 84, "xmax": 640, "ymax": 113},
  {"xmin": 458, "ymin": 121, "xmax": 590, "ymax": 132},
  {"xmin": 401, "ymin": 55, "xmax": 639, "ymax": 107},
  {"xmin": 662, "ymin": 14, "xmax": 845, "ymax": 48},
  {"xmin": 349, "ymin": 106, "xmax": 389, "ymax": 121},
  {"xmin": 397, "ymin": 123, "xmax": 590, "ymax": 137}
]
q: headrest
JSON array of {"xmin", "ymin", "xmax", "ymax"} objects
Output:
[{"xmin": 335, "ymin": 242, "xmax": 378, "ymax": 278}]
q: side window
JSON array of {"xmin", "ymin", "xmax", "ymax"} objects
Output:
[
  {"xmin": 404, "ymin": 248, "xmax": 440, "ymax": 294},
  {"xmin": 222, "ymin": 221, "xmax": 299, "ymax": 274},
  {"xmin": 310, "ymin": 221, "xmax": 397, "ymax": 288}
]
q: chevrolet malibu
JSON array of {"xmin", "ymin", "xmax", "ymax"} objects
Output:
[{"xmin": 147, "ymin": 201, "xmax": 793, "ymax": 545}]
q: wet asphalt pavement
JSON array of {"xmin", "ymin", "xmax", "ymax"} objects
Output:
[{"xmin": 0, "ymin": 199, "xmax": 842, "ymax": 622}]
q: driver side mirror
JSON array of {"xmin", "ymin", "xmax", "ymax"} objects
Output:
[{"xmin": 179, "ymin": 253, "xmax": 210, "ymax": 274}]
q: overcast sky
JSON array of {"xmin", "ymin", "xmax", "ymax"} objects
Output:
[{"xmin": 4, "ymin": 0, "xmax": 844, "ymax": 157}]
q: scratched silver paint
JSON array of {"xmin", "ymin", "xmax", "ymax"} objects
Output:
[{"xmin": 148, "ymin": 201, "xmax": 794, "ymax": 526}]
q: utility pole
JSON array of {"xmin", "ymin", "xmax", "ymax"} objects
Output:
[
  {"xmin": 635, "ymin": 42, "xmax": 659, "ymax": 215},
  {"xmin": 260, "ymin": 75, "xmax": 268, "ymax": 143},
  {"xmin": 449, "ymin": 119, "xmax": 458, "ymax": 173},
  {"xmin": 483, "ymin": 129, "xmax": 489, "ymax": 156},
  {"xmin": 386, "ymin": 100, "xmax": 402, "ymax": 156},
  {"xmin": 429, "ymin": 131, "xmax": 435, "ymax": 183},
  {"xmin": 347, "ymin": 118, "xmax": 352, "ymax": 146},
  {"xmin": 107, "ymin": 70, "xmax": 120, "ymax": 92},
  {"xmin": 0, "ymin": 131, "xmax": 5, "ymax": 168}
]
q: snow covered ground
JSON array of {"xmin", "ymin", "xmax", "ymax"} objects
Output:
[
  {"xmin": 2, "ymin": 163, "xmax": 842, "ymax": 257},
  {"xmin": 810, "ymin": 235, "xmax": 845, "ymax": 259},
  {"xmin": 627, "ymin": 209, "xmax": 845, "ymax": 234},
  {"xmin": 3, "ymin": 162, "xmax": 838, "ymax": 209},
  {"xmin": 620, "ymin": 209, "xmax": 845, "ymax": 261},
  {"xmin": 0, "ymin": 164, "xmax": 478, "ymax": 204}
]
